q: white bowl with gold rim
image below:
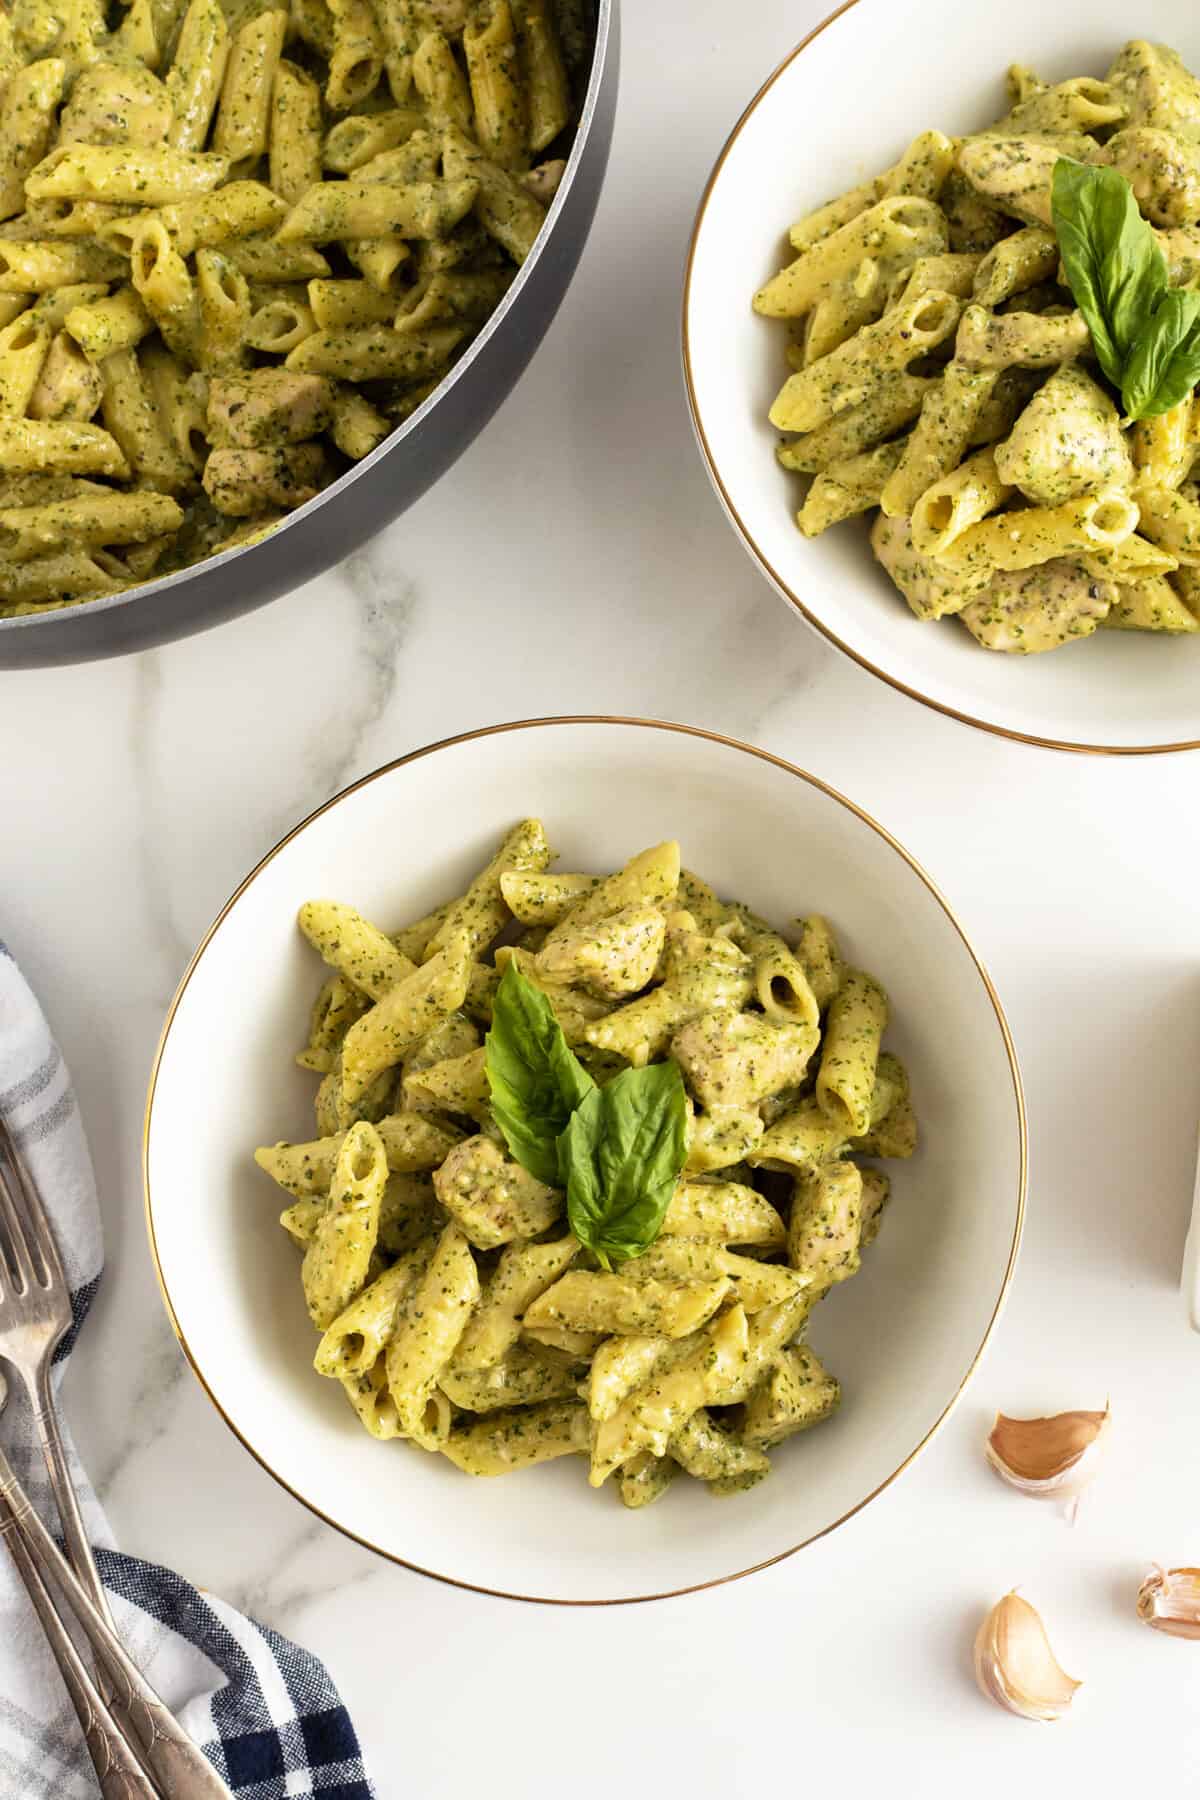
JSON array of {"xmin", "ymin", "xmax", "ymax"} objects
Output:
[
  {"xmin": 683, "ymin": 0, "xmax": 1200, "ymax": 754},
  {"xmin": 144, "ymin": 717, "xmax": 1025, "ymax": 1603}
]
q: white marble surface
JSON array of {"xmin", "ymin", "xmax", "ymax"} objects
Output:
[{"xmin": 4, "ymin": 1, "xmax": 1200, "ymax": 1790}]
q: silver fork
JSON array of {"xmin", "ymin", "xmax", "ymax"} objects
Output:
[
  {"xmin": 0, "ymin": 1115, "xmax": 110, "ymax": 1625},
  {"xmin": 0, "ymin": 1425, "xmax": 161, "ymax": 1799},
  {"xmin": 0, "ymin": 1114, "xmax": 235, "ymax": 1799}
]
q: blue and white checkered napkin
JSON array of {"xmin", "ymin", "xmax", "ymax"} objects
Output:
[{"xmin": 0, "ymin": 942, "xmax": 378, "ymax": 1800}]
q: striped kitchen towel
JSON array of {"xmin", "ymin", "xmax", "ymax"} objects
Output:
[{"xmin": 0, "ymin": 941, "xmax": 377, "ymax": 1800}]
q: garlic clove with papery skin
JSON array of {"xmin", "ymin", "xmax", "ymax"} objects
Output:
[
  {"xmin": 985, "ymin": 1404, "xmax": 1110, "ymax": 1501},
  {"xmin": 1137, "ymin": 1566, "xmax": 1200, "ymax": 1640},
  {"xmin": 974, "ymin": 1592, "xmax": 1082, "ymax": 1722}
]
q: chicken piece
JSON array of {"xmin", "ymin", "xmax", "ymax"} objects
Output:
[
  {"xmin": 27, "ymin": 333, "xmax": 103, "ymax": 422},
  {"xmin": 870, "ymin": 509, "xmax": 992, "ymax": 620},
  {"xmin": 583, "ymin": 918, "xmax": 752, "ymax": 1067},
  {"xmin": 202, "ymin": 441, "xmax": 328, "ymax": 515},
  {"xmin": 207, "ymin": 369, "xmax": 335, "ymax": 448},
  {"xmin": 994, "ymin": 365, "xmax": 1133, "ymax": 506},
  {"xmin": 787, "ymin": 1162, "xmax": 863, "ymax": 1290},
  {"xmin": 671, "ymin": 1011, "xmax": 816, "ymax": 1113},
  {"xmin": 957, "ymin": 133, "xmax": 1105, "ymax": 228},
  {"xmin": 432, "ymin": 1133, "xmax": 562, "ymax": 1250},
  {"xmin": 959, "ymin": 559, "xmax": 1116, "ymax": 652},
  {"xmin": 59, "ymin": 63, "xmax": 173, "ymax": 146},
  {"xmin": 1106, "ymin": 40, "xmax": 1200, "ymax": 138},
  {"xmin": 1107, "ymin": 126, "xmax": 1200, "ymax": 227},
  {"xmin": 534, "ymin": 903, "xmax": 665, "ymax": 1000},
  {"xmin": 523, "ymin": 159, "xmax": 566, "ymax": 205}
]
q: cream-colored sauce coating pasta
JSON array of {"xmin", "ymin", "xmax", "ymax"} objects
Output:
[
  {"xmin": 0, "ymin": 0, "xmax": 592, "ymax": 615},
  {"xmin": 757, "ymin": 39, "xmax": 1200, "ymax": 653},
  {"xmin": 254, "ymin": 819, "xmax": 920, "ymax": 1507}
]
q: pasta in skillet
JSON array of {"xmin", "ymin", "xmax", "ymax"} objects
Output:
[
  {"xmin": 0, "ymin": 0, "xmax": 593, "ymax": 615},
  {"xmin": 757, "ymin": 40, "xmax": 1200, "ymax": 654},
  {"xmin": 254, "ymin": 820, "xmax": 918, "ymax": 1507}
]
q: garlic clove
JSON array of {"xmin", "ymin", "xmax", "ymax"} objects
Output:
[
  {"xmin": 985, "ymin": 1403, "xmax": 1110, "ymax": 1500},
  {"xmin": 974, "ymin": 1592, "xmax": 1081, "ymax": 1722},
  {"xmin": 1137, "ymin": 1566, "xmax": 1200, "ymax": 1640}
]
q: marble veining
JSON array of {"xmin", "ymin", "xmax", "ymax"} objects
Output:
[
  {"xmin": 89, "ymin": 1331, "xmax": 190, "ymax": 1508},
  {"xmin": 225, "ymin": 1522, "xmax": 379, "ymax": 1633},
  {"xmin": 129, "ymin": 652, "xmax": 195, "ymax": 1009}
]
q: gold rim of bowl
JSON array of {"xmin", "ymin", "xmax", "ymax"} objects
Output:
[
  {"xmin": 143, "ymin": 714, "xmax": 1028, "ymax": 1604},
  {"xmin": 680, "ymin": 0, "xmax": 1200, "ymax": 756}
]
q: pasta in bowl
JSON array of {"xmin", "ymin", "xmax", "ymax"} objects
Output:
[
  {"xmin": 144, "ymin": 718, "xmax": 1024, "ymax": 1601},
  {"xmin": 757, "ymin": 42, "xmax": 1200, "ymax": 656},
  {"xmin": 0, "ymin": 0, "xmax": 617, "ymax": 664},
  {"xmin": 684, "ymin": 0, "xmax": 1200, "ymax": 749},
  {"xmin": 253, "ymin": 824, "xmax": 914, "ymax": 1505}
]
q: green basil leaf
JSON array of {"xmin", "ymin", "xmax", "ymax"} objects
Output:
[
  {"xmin": 561, "ymin": 1062, "xmax": 688, "ymax": 1269},
  {"xmin": 485, "ymin": 962, "xmax": 594, "ymax": 1186},
  {"xmin": 1052, "ymin": 158, "xmax": 1167, "ymax": 390},
  {"xmin": 1122, "ymin": 286, "xmax": 1200, "ymax": 419}
]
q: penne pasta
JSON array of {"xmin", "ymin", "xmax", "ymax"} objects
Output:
[
  {"xmin": 254, "ymin": 824, "xmax": 915, "ymax": 1508},
  {"xmin": 755, "ymin": 40, "xmax": 1200, "ymax": 657}
]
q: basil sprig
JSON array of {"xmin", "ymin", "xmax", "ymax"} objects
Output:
[
  {"xmin": 560, "ymin": 1063, "xmax": 688, "ymax": 1270},
  {"xmin": 1122, "ymin": 286, "xmax": 1200, "ymax": 418},
  {"xmin": 1052, "ymin": 158, "xmax": 1200, "ymax": 420},
  {"xmin": 485, "ymin": 964, "xmax": 688, "ymax": 1265},
  {"xmin": 486, "ymin": 961, "xmax": 595, "ymax": 1186}
]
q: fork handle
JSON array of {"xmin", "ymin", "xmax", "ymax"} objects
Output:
[
  {"xmin": 0, "ymin": 1442, "xmax": 235, "ymax": 1800},
  {"xmin": 20, "ymin": 1358, "xmax": 114, "ymax": 1625},
  {"xmin": 12, "ymin": 1359, "xmax": 138, "ymax": 1753},
  {"xmin": 0, "ymin": 1489, "xmax": 162, "ymax": 1798}
]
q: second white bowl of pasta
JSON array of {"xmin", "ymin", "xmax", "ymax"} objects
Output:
[
  {"xmin": 684, "ymin": 0, "xmax": 1200, "ymax": 751},
  {"xmin": 145, "ymin": 717, "xmax": 1023, "ymax": 1602}
]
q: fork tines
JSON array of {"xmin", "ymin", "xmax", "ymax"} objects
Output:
[{"xmin": 0, "ymin": 1117, "xmax": 56, "ymax": 1294}]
